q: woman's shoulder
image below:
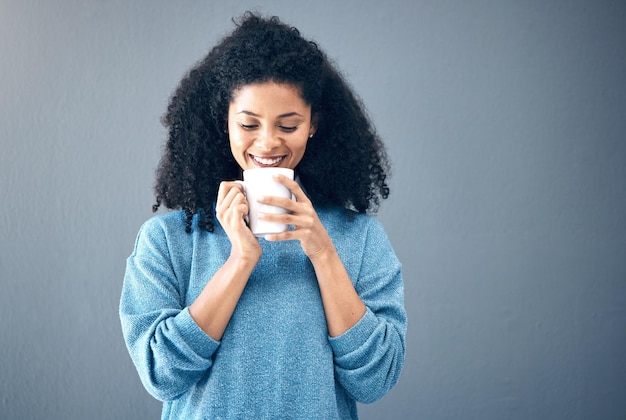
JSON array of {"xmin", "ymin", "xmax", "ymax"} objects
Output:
[
  {"xmin": 140, "ymin": 210, "xmax": 187, "ymax": 231},
  {"xmin": 131, "ymin": 211, "xmax": 207, "ymax": 263},
  {"xmin": 134, "ymin": 210, "xmax": 192, "ymax": 245}
]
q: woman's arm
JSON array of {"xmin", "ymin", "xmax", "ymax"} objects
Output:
[
  {"xmin": 188, "ymin": 181, "xmax": 261, "ymax": 340},
  {"xmin": 261, "ymin": 175, "xmax": 366, "ymax": 336},
  {"xmin": 303, "ymin": 239, "xmax": 367, "ymax": 337},
  {"xmin": 328, "ymin": 228, "xmax": 406, "ymax": 404},
  {"xmin": 120, "ymin": 182, "xmax": 261, "ymax": 400},
  {"xmin": 262, "ymin": 174, "xmax": 406, "ymax": 403},
  {"xmin": 120, "ymin": 217, "xmax": 219, "ymax": 402}
]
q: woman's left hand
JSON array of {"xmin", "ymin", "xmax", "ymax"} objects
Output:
[{"xmin": 258, "ymin": 174, "xmax": 333, "ymax": 260}]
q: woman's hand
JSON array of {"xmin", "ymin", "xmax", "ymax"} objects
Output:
[
  {"xmin": 259, "ymin": 175, "xmax": 333, "ymax": 261},
  {"xmin": 216, "ymin": 181, "xmax": 262, "ymax": 263}
]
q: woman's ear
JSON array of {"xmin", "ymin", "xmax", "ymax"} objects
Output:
[{"xmin": 309, "ymin": 114, "xmax": 319, "ymax": 137}]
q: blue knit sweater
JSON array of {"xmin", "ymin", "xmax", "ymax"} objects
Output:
[{"xmin": 120, "ymin": 207, "xmax": 406, "ymax": 419}]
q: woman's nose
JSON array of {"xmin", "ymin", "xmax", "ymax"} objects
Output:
[{"xmin": 255, "ymin": 127, "xmax": 281, "ymax": 151}]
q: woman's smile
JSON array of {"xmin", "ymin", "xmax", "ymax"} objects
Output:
[{"xmin": 250, "ymin": 154, "xmax": 287, "ymax": 167}]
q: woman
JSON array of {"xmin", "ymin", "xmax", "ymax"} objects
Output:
[{"xmin": 120, "ymin": 12, "xmax": 406, "ymax": 419}]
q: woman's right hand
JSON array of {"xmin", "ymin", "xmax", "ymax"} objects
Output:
[{"xmin": 216, "ymin": 181, "xmax": 262, "ymax": 263}]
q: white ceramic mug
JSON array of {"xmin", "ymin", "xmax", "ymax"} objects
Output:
[{"xmin": 236, "ymin": 167, "xmax": 294, "ymax": 237}]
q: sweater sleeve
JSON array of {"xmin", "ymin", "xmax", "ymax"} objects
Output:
[
  {"xmin": 328, "ymin": 217, "xmax": 407, "ymax": 403},
  {"xmin": 119, "ymin": 218, "xmax": 220, "ymax": 401}
]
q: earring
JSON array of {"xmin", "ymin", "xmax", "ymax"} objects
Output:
[{"xmin": 309, "ymin": 134, "xmax": 313, "ymax": 139}]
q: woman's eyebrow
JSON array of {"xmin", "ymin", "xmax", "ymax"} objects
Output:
[
  {"xmin": 236, "ymin": 110, "xmax": 304, "ymax": 118},
  {"xmin": 236, "ymin": 110, "xmax": 260, "ymax": 116},
  {"xmin": 278, "ymin": 112, "xmax": 304, "ymax": 118}
]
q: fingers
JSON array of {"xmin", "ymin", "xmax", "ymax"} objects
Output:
[
  {"xmin": 217, "ymin": 181, "xmax": 245, "ymax": 207},
  {"xmin": 257, "ymin": 194, "xmax": 316, "ymax": 240},
  {"xmin": 272, "ymin": 174, "xmax": 310, "ymax": 204},
  {"xmin": 216, "ymin": 181, "xmax": 249, "ymax": 226},
  {"xmin": 262, "ymin": 206, "xmax": 331, "ymax": 259},
  {"xmin": 217, "ymin": 182, "xmax": 247, "ymax": 212},
  {"xmin": 257, "ymin": 196, "xmax": 298, "ymax": 214},
  {"xmin": 256, "ymin": 174, "xmax": 310, "ymax": 214},
  {"xmin": 258, "ymin": 209, "xmax": 313, "ymax": 230},
  {"xmin": 255, "ymin": 175, "xmax": 313, "ymax": 228}
]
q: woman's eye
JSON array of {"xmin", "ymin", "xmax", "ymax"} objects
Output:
[
  {"xmin": 240, "ymin": 123, "xmax": 258, "ymax": 130},
  {"xmin": 279, "ymin": 126, "xmax": 298, "ymax": 132}
]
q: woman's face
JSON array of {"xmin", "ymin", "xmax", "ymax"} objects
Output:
[{"xmin": 227, "ymin": 82, "xmax": 316, "ymax": 171}]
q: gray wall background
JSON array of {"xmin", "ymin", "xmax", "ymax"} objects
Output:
[{"xmin": 1, "ymin": 1, "xmax": 625, "ymax": 419}]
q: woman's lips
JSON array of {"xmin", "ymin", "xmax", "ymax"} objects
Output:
[{"xmin": 250, "ymin": 154, "xmax": 286, "ymax": 167}]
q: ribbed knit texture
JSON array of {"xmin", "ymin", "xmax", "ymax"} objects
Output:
[{"xmin": 120, "ymin": 207, "xmax": 406, "ymax": 419}]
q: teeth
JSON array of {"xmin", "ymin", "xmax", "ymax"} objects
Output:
[{"xmin": 253, "ymin": 155, "xmax": 283, "ymax": 165}]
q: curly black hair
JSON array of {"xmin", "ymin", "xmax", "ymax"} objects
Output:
[{"xmin": 153, "ymin": 12, "xmax": 390, "ymax": 232}]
